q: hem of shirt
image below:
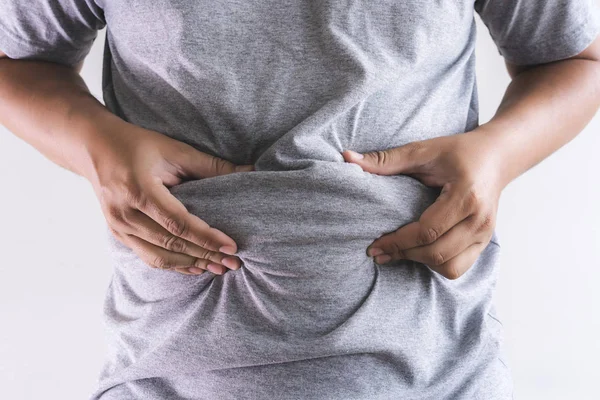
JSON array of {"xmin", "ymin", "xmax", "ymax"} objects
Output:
[
  {"xmin": 0, "ymin": 21, "xmax": 91, "ymax": 68},
  {"xmin": 496, "ymin": 11, "xmax": 600, "ymax": 66}
]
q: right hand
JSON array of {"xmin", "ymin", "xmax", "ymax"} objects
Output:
[{"xmin": 82, "ymin": 119, "xmax": 254, "ymax": 276}]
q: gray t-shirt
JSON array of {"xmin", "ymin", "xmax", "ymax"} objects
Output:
[{"xmin": 2, "ymin": 1, "xmax": 599, "ymax": 399}]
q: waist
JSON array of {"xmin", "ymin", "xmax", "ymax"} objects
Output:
[
  {"xmin": 105, "ymin": 160, "xmax": 440, "ymax": 313},
  {"xmin": 170, "ymin": 160, "xmax": 439, "ymax": 275},
  {"xmin": 101, "ymin": 162, "xmax": 502, "ymax": 368}
]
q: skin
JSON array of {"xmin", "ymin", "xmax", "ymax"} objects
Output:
[
  {"xmin": 342, "ymin": 34, "xmax": 600, "ymax": 280},
  {"xmin": 0, "ymin": 51, "xmax": 255, "ymax": 276}
]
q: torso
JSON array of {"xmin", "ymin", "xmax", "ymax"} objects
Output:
[{"xmin": 92, "ymin": 1, "xmax": 512, "ymax": 398}]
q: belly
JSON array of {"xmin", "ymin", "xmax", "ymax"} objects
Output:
[
  {"xmin": 105, "ymin": 160, "xmax": 438, "ymax": 332},
  {"xmin": 177, "ymin": 160, "xmax": 439, "ymax": 276},
  {"xmin": 100, "ymin": 159, "xmax": 502, "ymax": 383}
]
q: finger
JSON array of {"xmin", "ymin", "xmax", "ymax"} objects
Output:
[
  {"xmin": 137, "ymin": 180, "xmax": 239, "ymax": 255},
  {"xmin": 425, "ymin": 240, "xmax": 487, "ymax": 280},
  {"xmin": 368, "ymin": 221, "xmax": 420, "ymax": 260},
  {"xmin": 174, "ymin": 142, "xmax": 255, "ymax": 179},
  {"xmin": 399, "ymin": 216, "xmax": 487, "ymax": 267},
  {"xmin": 341, "ymin": 141, "xmax": 430, "ymax": 176},
  {"xmin": 412, "ymin": 183, "xmax": 475, "ymax": 246},
  {"xmin": 172, "ymin": 267, "xmax": 204, "ymax": 276},
  {"xmin": 366, "ymin": 183, "xmax": 474, "ymax": 258},
  {"xmin": 118, "ymin": 231, "xmax": 229, "ymax": 275},
  {"xmin": 118, "ymin": 208, "xmax": 242, "ymax": 270},
  {"xmin": 173, "ymin": 266, "xmax": 207, "ymax": 276}
]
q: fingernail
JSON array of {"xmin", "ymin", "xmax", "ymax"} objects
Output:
[
  {"xmin": 346, "ymin": 150, "xmax": 364, "ymax": 160},
  {"xmin": 368, "ymin": 247, "xmax": 384, "ymax": 257},
  {"xmin": 207, "ymin": 263, "xmax": 224, "ymax": 274},
  {"xmin": 238, "ymin": 165, "xmax": 255, "ymax": 172},
  {"xmin": 221, "ymin": 256, "xmax": 240, "ymax": 270},
  {"xmin": 188, "ymin": 267, "xmax": 205, "ymax": 274},
  {"xmin": 375, "ymin": 254, "xmax": 392, "ymax": 264},
  {"xmin": 219, "ymin": 245, "xmax": 237, "ymax": 255}
]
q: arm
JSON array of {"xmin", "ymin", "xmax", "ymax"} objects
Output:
[
  {"xmin": 0, "ymin": 51, "xmax": 249, "ymax": 275},
  {"xmin": 342, "ymin": 36, "xmax": 600, "ymax": 279},
  {"xmin": 477, "ymin": 36, "xmax": 600, "ymax": 189},
  {"xmin": 0, "ymin": 50, "xmax": 109, "ymax": 179}
]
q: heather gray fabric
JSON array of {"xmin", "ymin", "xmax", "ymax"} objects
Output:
[{"xmin": 2, "ymin": 1, "xmax": 599, "ymax": 399}]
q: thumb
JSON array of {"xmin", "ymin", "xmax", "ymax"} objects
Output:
[
  {"xmin": 175, "ymin": 145, "xmax": 255, "ymax": 179},
  {"xmin": 342, "ymin": 142, "xmax": 426, "ymax": 176}
]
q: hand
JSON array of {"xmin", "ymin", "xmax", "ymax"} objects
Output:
[
  {"xmin": 84, "ymin": 119, "xmax": 254, "ymax": 276},
  {"xmin": 342, "ymin": 130, "xmax": 506, "ymax": 280}
]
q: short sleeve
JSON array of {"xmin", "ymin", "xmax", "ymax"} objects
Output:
[
  {"xmin": 0, "ymin": 0, "xmax": 106, "ymax": 67},
  {"xmin": 475, "ymin": 0, "xmax": 600, "ymax": 66}
]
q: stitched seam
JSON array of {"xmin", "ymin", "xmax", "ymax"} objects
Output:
[
  {"xmin": 0, "ymin": 20, "xmax": 91, "ymax": 51},
  {"xmin": 496, "ymin": 13, "xmax": 596, "ymax": 53},
  {"xmin": 486, "ymin": 312, "xmax": 504, "ymax": 327},
  {"xmin": 498, "ymin": 356, "xmax": 509, "ymax": 370}
]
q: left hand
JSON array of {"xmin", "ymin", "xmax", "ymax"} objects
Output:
[{"xmin": 342, "ymin": 130, "xmax": 507, "ymax": 280}]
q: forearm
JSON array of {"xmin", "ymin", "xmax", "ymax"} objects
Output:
[
  {"xmin": 473, "ymin": 57, "xmax": 600, "ymax": 189},
  {"xmin": 0, "ymin": 58, "xmax": 126, "ymax": 180}
]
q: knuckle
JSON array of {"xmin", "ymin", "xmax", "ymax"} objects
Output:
[
  {"xmin": 164, "ymin": 216, "xmax": 187, "ymax": 237},
  {"xmin": 417, "ymin": 227, "xmax": 438, "ymax": 246},
  {"xmin": 372, "ymin": 150, "xmax": 388, "ymax": 167},
  {"xmin": 429, "ymin": 251, "xmax": 445, "ymax": 266},
  {"xmin": 464, "ymin": 187, "xmax": 482, "ymax": 210},
  {"xmin": 151, "ymin": 256, "xmax": 171, "ymax": 270},
  {"xmin": 120, "ymin": 208, "xmax": 138, "ymax": 226},
  {"xmin": 99, "ymin": 180, "xmax": 142, "ymax": 207},
  {"xmin": 194, "ymin": 248, "xmax": 212, "ymax": 263},
  {"xmin": 386, "ymin": 239, "xmax": 403, "ymax": 258},
  {"xmin": 441, "ymin": 264, "xmax": 462, "ymax": 280},
  {"xmin": 132, "ymin": 191, "xmax": 148, "ymax": 209},
  {"xmin": 123, "ymin": 187, "xmax": 142, "ymax": 207},
  {"xmin": 97, "ymin": 176, "xmax": 143, "ymax": 207},
  {"xmin": 210, "ymin": 156, "xmax": 229, "ymax": 175},
  {"xmin": 198, "ymin": 248, "xmax": 212, "ymax": 260},
  {"xmin": 193, "ymin": 258, "xmax": 208, "ymax": 268},
  {"xmin": 105, "ymin": 205, "xmax": 126, "ymax": 227},
  {"xmin": 478, "ymin": 212, "xmax": 495, "ymax": 231},
  {"xmin": 112, "ymin": 178, "xmax": 143, "ymax": 206},
  {"xmin": 197, "ymin": 236, "xmax": 212, "ymax": 251},
  {"xmin": 163, "ymin": 234, "xmax": 187, "ymax": 253}
]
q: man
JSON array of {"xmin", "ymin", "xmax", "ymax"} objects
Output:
[{"xmin": 1, "ymin": 0, "xmax": 599, "ymax": 398}]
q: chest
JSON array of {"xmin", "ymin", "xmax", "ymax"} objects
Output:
[{"xmin": 102, "ymin": 0, "xmax": 476, "ymax": 70}]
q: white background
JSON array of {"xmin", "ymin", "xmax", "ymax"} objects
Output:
[{"xmin": 1, "ymin": 16, "xmax": 599, "ymax": 400}]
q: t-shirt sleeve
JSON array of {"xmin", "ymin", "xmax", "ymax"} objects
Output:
[
  {"xmin": 0, "ymin": 0, "xmax": 106, "ymax": 68},
  {"xmin": 475, "ymin": 0, "xmax": 600, "ymax": 66}
]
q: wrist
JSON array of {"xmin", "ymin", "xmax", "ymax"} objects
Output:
[
  {"xmin": 461, "ymin": 123, "xmax": 521, "ymax": 192},
  {"xmin": 69, "ymin": 103, "xmax": 130, "ymax": 185}
]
